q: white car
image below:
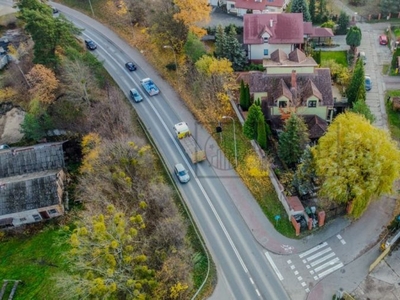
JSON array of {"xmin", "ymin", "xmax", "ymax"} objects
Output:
[
  {"xmin": 174, "ymin": 163, "xmax": 190, "ymax": 183},
  {"xmin": 129, "ymin": 88, "xmax": 143, "ymax": 103}
]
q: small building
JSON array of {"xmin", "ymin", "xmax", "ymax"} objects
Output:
[{"xmin": 0, "ymin": 142, "xmax": 66, "ymax": 228}]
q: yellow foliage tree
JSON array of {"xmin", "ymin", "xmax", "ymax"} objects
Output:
[
  {"xmin": 195, "ymin": 55, "xmax": 233, "ymax": 77},
  {"xmin": 26, "ymin": 64, "xmax": 59, "ymax": 104},
  {"xmin": 0, "ymin": 87, "xmax": 17, "ymax": 101},
  {"xmin": 173, "ymin": 0, "xmax": 211, "ymax": 37},
  {"xmin": 312, "ymin": 112, "xmax": 400, "ymax": 218},
  {"xmin": 80, "ymin": 133, "xmax": 102, "ymax": 174},
  {"xmin": 59, "ymin": 205, "xmax": 155, "ymax": 299}
]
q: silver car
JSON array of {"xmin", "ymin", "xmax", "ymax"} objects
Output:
[{"xmin": 174, "ymin": 163, "xmax": 190, "ymax": 183}]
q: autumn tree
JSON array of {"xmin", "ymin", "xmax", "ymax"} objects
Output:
[
  {"xmin": 243, "ymin": 104, "xmax": 263, "ymax": 140},
  {"xmin": 350, "ymin": 99, "xmax": 375, "ymax": 123},
  {"xmin": 26, "ymin": 64, "xmax": 59, "ymax": 104},
  {"xmin": 346, "ymin": 59, "xmax": 365, "ymax": 106},
  {"xmin": 173, "ymin": 0, "xmax": 210, "ymax": 37},
  {"xmin": 184, "ymin": 32, "xmax": 207, "ymax": 63},
  {"xmin": 290, "ymin": 0, "xmax": 311, "ymax": 22},
  {"xmin": 312, "ymin": 112, "xmax": 400, "ymax": 218},
  {"xmin": 57, "ymin": 205, "xmax": 157, "ymax": 299},
  {"xmin": 278, "ymin": 114, "xmax": 309, "ymax": 168},
  {"xmin": 346, "ymin": 26, "xmax": 362, "ymax": 54}
]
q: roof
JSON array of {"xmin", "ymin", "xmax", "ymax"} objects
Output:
[
  {"xmin": 0, "ymin": 142, "xmax": 65, "ymax": 178},
  {"xmin": 310, "ymin": 27, "xmax": 334, "ymax": 38},
  {"xmin": 236, "ymin": 68, "xmax": 333, "ymax": 107},
  {"xmin": 266, "ymin": 49, "xmax": 318, "ymax": 68},
  {"xmin": 269, "ymin": 114, "xmax": 328, "ymax": 139},
  {"xmin": 243, "ymin": 13, "xmax": 304, "ymax": 45},
  {"xmin": 0, "ymin": 170, "xmax": 62, "ymax": 215},
  {"xmin": 287, "ymin": 196, "xmax": 304, "ymax": 212},
  {"xmin": 235, "ymin": 0, "xmax": 285, "ymax": 10}
]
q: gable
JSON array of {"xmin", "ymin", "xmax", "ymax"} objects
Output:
[{"xmin": 244, "ymin": 13, "xmax": 304, "ymax": 45}]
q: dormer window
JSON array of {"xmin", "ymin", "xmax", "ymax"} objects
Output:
[
  {"xmin": 263, "ymin": 37, "xmax": 269, "ymax": 43},
  {"xmin": 308, "ymin": 100, "xmax": 317, "ymax": 107},
  {"xmin": 278, "ymin": 100, "xmax": 287, "ymax": 108}
]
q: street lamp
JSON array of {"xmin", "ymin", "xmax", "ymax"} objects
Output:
[
  {"xmin": 163, "ymin": 45, "xmax": 178, "ymax": 72},
  {"xmin": 222, "ymin": 116, "xmax": 237, "ymax": 168}
]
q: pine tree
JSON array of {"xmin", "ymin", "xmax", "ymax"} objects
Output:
[
  {"xmin": 292, "ymin": 147, "xmax": 316, "ymax": 196},
  {"xmin": 278, "ymin": 114, "xmax": 309, "ymax": 168},
  {"xmin": 215, "ymin": 24, "xmax": 228, "ymax": 58},
  {"xmin": 257, "ymin": 113, "xmax": 267, "ymax": 150},
  {"xmin": 244, "ymin": 84, "xmax": 251, "ymax": 110},
  {"xmin": 309, "ymin": 0, "xmax": 316, "ymax": 23},
  {"xmin": 346, "ymin": 26, "xmax": 362, "ymax": 54},
  {"xmin": 243, "ymin": 104, "xmax": 263, "ymax": 140},
  {"xmin": 239, "ymin": 80, "xmax": 246, "ymax": 109},
  {"xmin": 346, "ymin": 59, "xmax": 365, "ymax": 106},
  {"xmin": 290, "ymin": 0, "xmax": 312, "ymax": 22},
  {"xmin": 337, "ymin": 11, "xmax": 350, "ymax": 35}
]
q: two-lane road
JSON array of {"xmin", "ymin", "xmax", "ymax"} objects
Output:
[{"xmin": 40, "ymin": 2, "xmax": 291, "ymax": 299}]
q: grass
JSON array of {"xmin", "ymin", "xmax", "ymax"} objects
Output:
[
  {"xmin": 0, "ymin": 223, "xmax": 70, "ymax": 300},
  {"xmin": 385, "ymin": 90, "xmax": 400, "ymax": 141},
  {"xmin": 321, "ymin": 51, "xmax": 348, "ymax": 67}
]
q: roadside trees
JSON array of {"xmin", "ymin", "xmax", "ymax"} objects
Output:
[
  {"xmin": 290, "ymin": 0, "xmax": 312, "ymax": 22},
  {"xmin": 312, "ymin": 112, "xmax": 400, "ymax": 219},
  {"xmin": 346, "ymin": 59, "xmax": 365, "ymax": 106},
  {"xmin": 346, "ymin": 26, "xmax": 362, "ymax": 55}
]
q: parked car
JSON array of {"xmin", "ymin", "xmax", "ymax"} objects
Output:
[
  {"xmin": 52, "ymin": 7, "xmax": 59, "ymax": 14},
  {"xmin": 174, "ymin": 163, "xmax": 190, "ymax": 183},
  {"xmin": 358, "ymin": 51, "xmax": 366, "ymax": 65},
  {"xmin": 85, "ymin": 39, "xmax": 97, "ymax": 50},
  {"xmin": 365, "ymin": 76, "xmax": 372, "ymax": 91},
  {"xmin": 0, "ymin": 144, "xmax": 10, "ymax": 150},
  {"xmin": 129, "ymin": 88, "xmax": 143, "ymax": 103},
  {"xmin": 379, "ymin": 35, "xmax": 388, "ymax": 45},
  {"xmin": 125, "ymin": 62, "xmax": 137, "ymax": 71}
]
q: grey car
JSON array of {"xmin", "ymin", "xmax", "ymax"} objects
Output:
[
  {"xmin": 130, "ymin": 88, "xmax": 143, "ymax": 102},
  {"xmin": 174, "ymin": 163, "xmax": 190, "ymax": 183}
]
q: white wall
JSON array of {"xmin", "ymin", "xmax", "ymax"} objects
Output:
[{"xmin": 249, "ymin": 43, "xmax": 293, "ymax": 60}]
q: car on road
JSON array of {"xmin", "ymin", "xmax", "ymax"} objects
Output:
[
  {"xmin": 125, "ymin": 62, "xmax": 137, "ymax": 71},
  {"xmin": 379, "ymin": 34, "xmax": 388, "ymax": 45},
  {"xmin": 365, "ymin": 76, "xmax": 372, "ymax": 91},
  {"xmin": 174, "ymin": 163, "xmax": 190, "ymax": 183},
  {"xmin": 85, "ymin": 39, "xmax": 97, "ymax": 50},
  {"xmin": 130, "ymin": 88, "xmax": 143, "ymax": 102}
]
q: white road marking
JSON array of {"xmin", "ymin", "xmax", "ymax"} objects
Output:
[
  {"xmin": 264, "ymin": 252, "xmax": 284, "ymax": 281},
  {"xmin": 341, "ymin": 239, "xmax": 346, "ymax": 245},
  {"xmin": 337, "ymin": 234, "xmax": 342, "ymax": 240},
  {"xmin": 310, "ymin": 252, "xmax": 336, "ymax": 267},
  {"xmin": 294, "ymin": 270, "xmax": 299, "ymax": 275},
  {"xmin": 297, "ymin": 276, "xmax": 303, "ymax": 281},
  {"xmin": 305, "ymin": 288, "xmax": 310, "ymax": 293},
  {"xmin": 299, "ymin": 242, "xmax": 328, "ymax": 258},
  {"xmin": 314, "ymin": 257, "xmax": 340, "ymax": 272},
  {"xmin": 287, "ymin": 259, "xmax": 292, "ymax": 264},
  {"xmin": 318, "ymin": 262, "xmax": 344, "ymax": 279},
  {"xmin": 301, "ymin": 282, "xmax": 306, "ymax": 287},
  {"xmin": 291, "ymin": 265, "xmax": 296, "ymax": 270},
  {"xmin": 306, "ymin": 247, "xmax": 332, "ymax": 261},
  {"xmin": 314, "ymin": 275, "xmax": 319, "ymax": 280}
]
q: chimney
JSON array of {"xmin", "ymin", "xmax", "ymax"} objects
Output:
[
  {"xmin": 291, "ymin": 70, "xmax": 297, "ymax": 88},
  {"xmin": 270, "ymin": 19, "xmax": 273, "ymax": 28}
]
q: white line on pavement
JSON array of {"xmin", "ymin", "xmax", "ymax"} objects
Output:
[
  {"xmin": 299, "ymin": 242, "xmax": 328, "ymax": 258},
  {"xmin": 310, "ymin": 252, "xmax": 336, "ymax": 267},
  {"xmin": 314, "ymin": 257, "xmax": 340, "ymax": 273},
  {"xmin": 318, "ymin": 262, "xmax": 344, "ymax": 279},
  {"xmin": 264, "ymin": 252, "xmax": 284, "ymax": 281},
  {"xmin": 306, "ymin": 247, "xmax": 332, "ymax": 261}
]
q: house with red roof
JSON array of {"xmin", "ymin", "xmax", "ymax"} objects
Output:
[
  {"xmin": 243, "ymin": 13, "xmax": 334, "ymax": 63},
  {"xmin": 226, "ymin": 0, "xmax": 289, "ymax": 16}
]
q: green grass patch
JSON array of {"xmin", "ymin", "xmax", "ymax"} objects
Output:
[
  {"xmin": 386, "ymin": 90, "xmax": 400, "ymax": 141},
  {"xmin": 321, "ymin": 51, "xmax": 348, "ymax": 67},
  {"xmin": 0, "ymin": 224, "xmax": 70, "ymax": 300},
  {"xmin": 393, "ymin": 27, "xmax": 400, "ymax": 38},
  {"xmin": 383, "ymin": 64, "xmax": 390, "ymax": 75}
]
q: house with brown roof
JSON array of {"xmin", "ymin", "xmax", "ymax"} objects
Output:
[
  {"xmin": 243, "ymin": 13, "xmax": 335, "ymax": 63},
  {"xmin": 0, "ymin": 142, "xmax": 66, "ymax": 228},
  {"xmin": 237, "ymin": 55, "xmax": 334, "ymax": 139},
  {"xmin": 226, "ymin": 0, "xmax": 289, "ymax": 16}
]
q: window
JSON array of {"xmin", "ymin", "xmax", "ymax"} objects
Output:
[
  {"xmin": 48, "ymin": 209, "xmax": 58, "ymax": 214},
  {"xmin": 263, "ymin": 37, "xmax": 269, "ymax": 43},
  {"xmin": 264, "ymin": 49, "xmax": 269, "ymax": 56},
  {"xmin": 230, "ymin": 4, "xmax": 235, "ymax": 8},
  {"xmin": 308, "ymin": 100, "xmax": 317, "ymax": 107},
  {"xmin": 278, "ymin": 101, "xmax": 287, "ymax": 108},
  {"xmin": 33, "ymin": 214, "xmax": 41, "ymax": 221},
  {"xmin": 20, "ymin": 218, "xmax": 26, "ymax": 222}
]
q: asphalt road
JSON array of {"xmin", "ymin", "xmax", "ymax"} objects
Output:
[{"xmin": 30, "ymin": 2, "xmax": 290, "ymax": 299}]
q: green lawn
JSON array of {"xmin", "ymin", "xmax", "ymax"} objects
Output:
[
  {"xmin": 321, "ymin": 51, "xmax": 348, "ymax": 67},
  {"xmin": 0, "ymin": 223, "xmax": 70, "ymax": 300},
  {"xmin": 386, "ymin": 91, "xmax": 400, "ymax": 141}
]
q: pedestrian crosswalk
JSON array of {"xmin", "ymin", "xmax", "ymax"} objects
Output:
[
  {"xmin": 287, "ymin": 241, "xmax": 344, "ymax": 293},
  {"xmin": 299, "ymin": 241, "xmax": 343, "ymax": 280}
]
